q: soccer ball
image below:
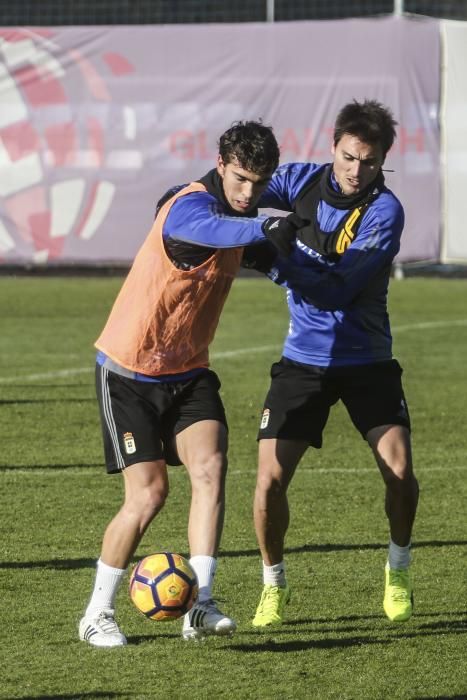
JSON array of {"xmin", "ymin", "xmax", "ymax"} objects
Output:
[{"xmin": 129, "ymin": 552, "xmax": 198, "ymax": 621}]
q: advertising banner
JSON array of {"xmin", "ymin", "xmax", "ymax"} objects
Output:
[{"xmin": 0, "ymin": 17, "xmax": 440, "ymax": 264}]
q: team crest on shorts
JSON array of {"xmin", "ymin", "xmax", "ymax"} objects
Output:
[
  {"xmin": 260, "ymin": 408, "xmax": 270, "ymax": 430},
  {"xmin": 123, "ymin": 432, "xmax": 136, "ymax": 454}
]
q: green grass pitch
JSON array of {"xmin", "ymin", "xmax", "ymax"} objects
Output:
[{"xmin": 0, "ymin": 274, "xmax": 466, "ymax": 699}]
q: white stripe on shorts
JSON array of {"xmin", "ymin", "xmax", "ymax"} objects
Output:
[{"xmin": 100, "ymin": 365, "xmax": 126, "ymax": 471}]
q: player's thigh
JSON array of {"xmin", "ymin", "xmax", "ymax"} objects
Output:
[
  {"xmin": 341, "ymin": 360, "xmax": 411, "ymax": 440},
  {"xmin": 367, "ymin": 424, "xmax": 413, "ymax": 481},
  {"xmin": 172, "ymin": 370, "xmax": 228, "ymax": 468},
  {"xmin": 122, "ymin": 459, "xmax": 169, "ymax": 497},
  {"xmin": 95, "ymin": 364, "xmax": 165, "ymax": 473},
  {"xmin": 258, "ymin": 358, "xmax": 333, "ymax": 448},
  {"xmin": 175, "ymin": 419, "xmax": 228, "ymax": 469},
  {"xmin": 257, "ymin": 437, "xmax": 309, "ymax": 490}
]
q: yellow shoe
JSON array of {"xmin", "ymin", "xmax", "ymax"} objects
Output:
[
  {"xmin": 383, "ymin": 563, "xmax": 413, "ymax": 621},
  {"xmin": 252, "ymin": 584, "xmax": 291, "ymax": 627}
]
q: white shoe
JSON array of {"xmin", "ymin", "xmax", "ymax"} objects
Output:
[
  {"xmin": 79, "ymin": 609, "xmax": 127, "ymax": 648},
  {"xmin": 182, "ymin": 599, "xmax": 236, "ymax": 641}
]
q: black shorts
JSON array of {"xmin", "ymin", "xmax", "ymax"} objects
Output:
[
  {"xmin": 96, "ymin": 365, "xmax": 227, "ymax": 473},
  {"xmin": 257, "ymin": 357, "xmax": 411, "ymax": 447}
]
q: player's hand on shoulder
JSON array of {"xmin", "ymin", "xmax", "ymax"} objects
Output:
[{"xmin": 261, "ymin": 213, "xmax": 308, "ymax": 257}]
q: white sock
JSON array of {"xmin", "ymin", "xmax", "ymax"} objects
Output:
[
  {"xmin": 263, "ymin": 561, "xmax": 287, "ymax": 587},
  {"xmin": 85, "ymin": 558, "xmax": 127, "ymax": 617},
  {"xmin": 189, "ymin": 555, "xmax": 217, "ymax": 602},
  {"xmin": 388, "ymin": 540, "xmax": 411, "ymax": 570}
]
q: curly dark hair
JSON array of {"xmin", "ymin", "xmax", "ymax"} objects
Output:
[
  {"xmin": 218, "ymin": 120, "xmax": 280, "ymax": 177},
  {"xmin": 333, "ymin": 99, "xmax": 398, "ymax": 156}
]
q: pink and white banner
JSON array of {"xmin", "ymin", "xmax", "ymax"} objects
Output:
[{"xmin": 0, "ymin": 17, "xmax": 440, "ymax": 264}]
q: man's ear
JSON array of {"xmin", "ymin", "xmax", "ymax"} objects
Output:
[
  {"xmin": 331, "ymin": 142, "xmax": 336, "ymax": 157},
  {"xmin": 216, "ymin": 154, "xmax": 225, "ymax": 177}
]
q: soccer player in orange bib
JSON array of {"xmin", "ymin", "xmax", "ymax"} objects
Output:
[{"xmin": 78, "ymin": 121, "xmax": 305, "ymax": 647}]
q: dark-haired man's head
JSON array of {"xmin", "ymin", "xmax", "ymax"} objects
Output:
[
  {"xmin": 331, "ymin": 100, "xmax": 397, "ymax": 195},
  {"xmin": 217, "ymin": 120, "xmax": 280, "ymax": 213}
]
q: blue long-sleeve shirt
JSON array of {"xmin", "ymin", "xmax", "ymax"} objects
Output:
[
  {"xmin": 164, "ymin": 190, "xmax": 268, "ymax": 248},
  {"xmin": 259, "ymin": 162, "xmax": 404, "ymax": 367}
]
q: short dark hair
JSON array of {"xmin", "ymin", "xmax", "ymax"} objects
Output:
[
  {"xmin": 333, "ymin": 99, "xmax": 398, "ymax": 156},
  {"xmin": 218, "ymin": 120, "xmax": 280, "ymax": 177}
]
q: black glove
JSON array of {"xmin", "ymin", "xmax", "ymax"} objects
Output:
[
  {"xmin": 241, "ymin": 241, "xmax": 277, "ymax": 274},
  {"xmin": 261, "ymin": 213, "xmax": 308, "ymax": 257}
]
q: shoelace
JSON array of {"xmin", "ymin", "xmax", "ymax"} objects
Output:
[
  {"xmin": 97, "ymin": 611, "xmax": 119, "ymax": 633},
  {"xmin": 388, "ymin": 572, "xmax": 410, "ymax": 601},
  {"xmin": 259, "ymin": 586, "xmax": 283, "ymax": 613}
]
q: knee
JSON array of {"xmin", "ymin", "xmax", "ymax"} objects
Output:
[
  {"xmin": 383, "ymin": 459, "xmax": 417, "ymax": 490},
  {"xmin": 190, "ymin": 451, "xmax": 227, "ymax": 490},
  {"xmin": 147, "ymin": 480, "xmax": 169, "ymax": 512},
  {"xmin": 256, "ymin": 466, "xmax": 286, "ymax": 497},
  {"xmin": 127, "ymin": 481, "xmax": 169, "ymax": 525}
]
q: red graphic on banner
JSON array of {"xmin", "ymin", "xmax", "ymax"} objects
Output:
[{"xmin": 0, "ymin": 29, "xmax": 136, "ymax": 262}]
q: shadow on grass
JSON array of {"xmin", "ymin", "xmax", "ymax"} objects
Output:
[
  {"xmin": 0, "ymin": 558, "xmax": 98, "ymax": 570},
  {"xmin": 230, "ymin": 616, "xmax": 467, "ymax": 653},
  {"xmin": 0, "ymin": 398, "xmax": 94, "ymax": 405},
  {"xmin": 277, "ymin": 612, "xmax": 467, "ymax": 637},
  {"xmin": 0, "ymin": 554, "xmax": 191, "ymax": 570},
  {"xmin": 260, "ymin": 609, "xmax": 465, "ymax": 626},
  {"xmin": 285, "ymin": 610, "xmax": 467, "ymax": 625},
  {"xmin": 126, "ymin": 632, "xmax": 182, "ymax": 644},
  {"xmin": 417, "ymin": 618, "xmax": 467, "ymax": 632},
  {"xmin": 230, "ymin": 635, "xmax": 392, "ymax": 652},
  {"xmin": 15, "ymin": 694, "xmax": 125, "ymax": 700},
  {"xmin": 0, "ymin": 383, "xmax": 93, "ymax": 389},
  {"xmin": 1, "ymin": 539, "xmax": 466, "ymax": 569},
  {"xmin": 230, "ymin": 539, "xmax": 467, "ymax": 557},
  {"xmin": 411, "ymin": 696, "xmax": 467, "ymax": 699},
  {"xmin": 0, "ymin": 463, "xmax": 103, "ymax": 472},
  {"xmin": 211, "ymin": 539, "xmax": 467, "ymax": 559}
]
